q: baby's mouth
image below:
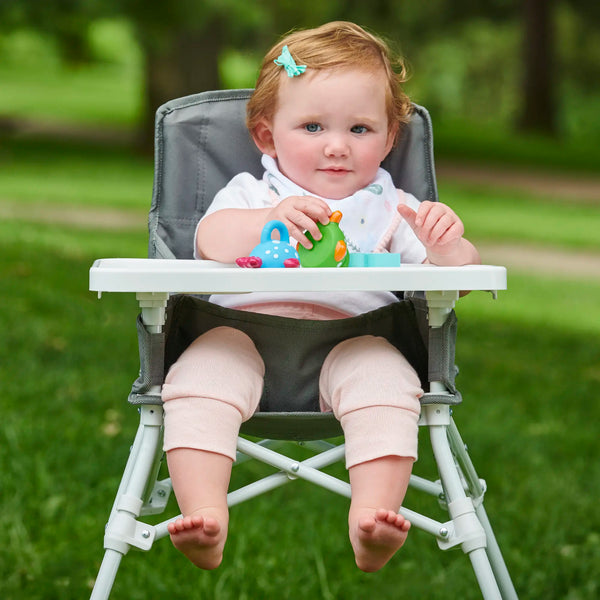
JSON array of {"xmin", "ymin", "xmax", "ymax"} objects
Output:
[{"xmin": 320, "ymin": 167, "xmax": 350, "ymax": 175}]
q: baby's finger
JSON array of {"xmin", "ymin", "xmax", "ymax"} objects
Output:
[
  {"xmin": 397, "ymin": 203, "xmax": 418, "ymax": 230},
  {"xmin": 417, "ymin": 202, "xmax": 448, "ymax": 228},
  {"xmin": 287, "ymin": 213, "xmax": 324, "ymax": 248},
  {"xmin": 423, "ymin": 212, "xmax": 456, "ymax": 245},
  {"xmin": 435, "ymin": 222, "xmax": 464, "ymax": 246},
  {"xmin": 301, "ymin": 197, "xmax": 331, "ymax": 225},
  {"xmin": 293, "ymin": 230, "xmax": 314, "ymax": 249},
  {"xmin": 285, "ymin": 222, "xmax": 314, "ymax": 249},
  {"xmin": 413, "ymin": 200, "xmax": 437, "ymax": 228}
]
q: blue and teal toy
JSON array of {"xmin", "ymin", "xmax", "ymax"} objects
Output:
[
  {"xmin": 297, "ymin": 210, "xmax": 349, "ymax": 268},
  {"xmin": 236, "ymin": 220, "xmax": 300, "ymax": 268},
  {"xmin": 348, "ymin": 253, "xmax": 401, "ymax": 267}
]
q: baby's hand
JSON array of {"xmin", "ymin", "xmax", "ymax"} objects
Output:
[
  {"xmin": 268, "ymin": 196, "xmax": 331, "ymax": 248},
  {"xmin": 397, "ymin": 201, "xmax": 465, "ymax": 258}
]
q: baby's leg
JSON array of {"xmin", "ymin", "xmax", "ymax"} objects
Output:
[
  {"xmin": 166, "ymin": 449, "xmax": 232, "ymax": 570},
  {"xmin": 348, "ymin": 456, "xmax": 413, "ymax": 572},
  {"xmin": 162, "ymin": 326, "xmax": 264, "ymax": 569},
  {"xmin": 320, "ymin": 335, "xmax": 422, "ymax": 572}
]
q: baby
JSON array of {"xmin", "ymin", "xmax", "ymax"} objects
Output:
[{"xmin": 163, "ymin": 21, "xmax": 480, "ymax": 573}]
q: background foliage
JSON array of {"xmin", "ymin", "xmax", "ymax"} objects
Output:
[{"xmin": 1, "ymin": 0, "xmax": 600, "ymax": 146}]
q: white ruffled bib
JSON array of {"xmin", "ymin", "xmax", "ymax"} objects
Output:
[{"xmin": 261, "ymin": 155, "xmax": 401, "ymax": 253}]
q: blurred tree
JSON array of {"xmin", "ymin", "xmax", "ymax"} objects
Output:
[
  {"xmin": 518, "ymin": 0, "xmax": 558, "ymax": 135},
  {"xmin": 0, "ymin": 0, "xmax": 270, "ymax": 149},
  {"xmin": 0, "ymin": 0, "xmax": 99, "ymax": 65},
  {"xmin": 118, "ymin": 0, "xmax": 269, "ymax": 148},
  {"xmin": 99, "ymin": 0, "xmax": 348, "ymax": 149},
  {"xmin": 2, "ymin": 0, "xmax": 597, "ymax": 142},
  {"xmin": 561, "ymin": 0, "xmax": 600, "ymax": 89},
  {"xmin": 355, "ymin": 0, "xmax": 561, "ymax": 136}
]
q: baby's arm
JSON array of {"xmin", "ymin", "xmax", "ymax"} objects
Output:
[
  {"xmin": 397, "ymin": 201, "xmax": 480, "ymax": 266},
  {"xmin": 197, "ymin": 196, "xmax": 330, "ymax": 262}
]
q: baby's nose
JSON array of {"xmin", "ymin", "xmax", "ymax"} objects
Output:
[{"xmin": 324, "ymin": 135, "xmax": 350, "ymax": 157}]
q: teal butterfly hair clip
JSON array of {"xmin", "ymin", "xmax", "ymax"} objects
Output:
[{"xmin": 274, "ymin": 45, "xmax": 307, "ymax": 77}]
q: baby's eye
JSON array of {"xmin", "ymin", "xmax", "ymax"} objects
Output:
[
  {"xmin": 351, "ymin": 125, "xmax": 368, "ymax": 134},
  {"xmin": 304, "ymin": 123, "xmax": 322, "ymax": 133}
]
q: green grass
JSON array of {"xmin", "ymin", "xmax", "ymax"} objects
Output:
[
  {"xmin": 1, "ymin": 162, "xmax": 600, "ymax": 599},
  {"xmin": 439, "ymin": 183, "xmax": 600, "ymax": 253},
  {"xmin": 1, "ymin": 145, "xmax": 599, "ymax": 598},
  {"xmin": 432, "ymin": 117, "xmax": 600, "ymax": 175},
  {"xmin": 1, "ymin": 28, "xmax": 599, "ymax": 598},
  {"xmin": 0, "ymin": 136, "xmax": 153, "ymax": 210},
  {"xmin": 2, "ymin": 132, "xmax": 599, "ymax": 256},
  {"xmin": 1, "ymin": 217, "xmax": 599, "ymax": 599},
  {"xmin": 0, "ymin": 21, "xmax": 143, "ymax": 128},
  {"xmin": 460, "ymin": 273, "xmax": 600, "ymax": 337},
  {"xmin": 0, "ymin": 62, "xmax": 142, "ymax": 128}
]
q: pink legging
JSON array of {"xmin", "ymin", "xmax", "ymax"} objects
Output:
[{"xmin": 162, "ymin": 326, "xmax": 422, "ymax": 468}]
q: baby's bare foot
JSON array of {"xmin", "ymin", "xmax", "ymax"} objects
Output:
[
  {"xmin": 167, "ymin": 510, "xmax": 227, "ymax": 570},
  {"xmin": 349, "ymin": 508, "xmax": 410, "ymax": 572}
]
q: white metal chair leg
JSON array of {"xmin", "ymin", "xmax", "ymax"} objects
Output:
[
  {"xmin": 90, "ymin": 550, "xmax": 123, "ymax": 600},
  {"xmin": 476, "ymin": 504, "xmax": 519, "ymax": 600},
  {"xmin": 93, "ymin": 409, "xmax": 516, "ymax": 600},
  {"xmin": 447, "ymin": 418, "xmax": 518, "ymax": 600},
  {"xmin": 426, "ymin": 404, "xmax": 504, "ymax": 600},
  {"xmin": 90, "ymin": 405, "xmax": 163, "ymax": 600},
  {"xmin": 469, "ymin": 547, "xmax": 503, "ymax": 600}
]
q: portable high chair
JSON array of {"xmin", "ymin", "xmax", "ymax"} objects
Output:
[{"xmin": 88, "ymin": 89, "xmax": 517, "ymax": 599}]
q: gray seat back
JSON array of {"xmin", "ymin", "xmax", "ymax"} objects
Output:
[{"xmin": 147, "ymin": 89, "xmax": 438, "ymax": 259}]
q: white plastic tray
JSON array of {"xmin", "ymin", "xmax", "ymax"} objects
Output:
[{"xmin": 90, "ymin": 258, "xmax": 507, "ymax": 294}]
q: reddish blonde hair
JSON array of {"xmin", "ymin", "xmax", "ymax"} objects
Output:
[{"xmin": 246, "ymin": 21, "xmax": 412, "ymax": 140}]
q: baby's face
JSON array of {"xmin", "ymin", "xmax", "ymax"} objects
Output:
[{"xmin": 265, "ymin": 69, "xmax": 395, "ymax": 199}]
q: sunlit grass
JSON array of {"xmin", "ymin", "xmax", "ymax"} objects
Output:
[
  {"xmin": 0, "ymin": 219, "xmax": 147, "ymax": 261},
  {"xmin": 459, "ymin": 273, "xmax": 600, "ymax": 337},
  {"xmin": 432, "ymin": 117, "xmax": 600, "ymax": 174},
  {"xmin": 0, "ymin": 20, "xmax": 142, "ymax": 127},
  {"xmin": 1, "ymin": 220, "xmax": 598, "ymax": 598},
  {"xmin": 0, "ymin": 136, "xmax": 153, "ymax": 209},
  {"xmin": 439, "ymin": 182, "xmax": 600, "ymax": 252},
  {"xmin": 0, "ymin": 63, "xmax": 142, "ymax": 127}
]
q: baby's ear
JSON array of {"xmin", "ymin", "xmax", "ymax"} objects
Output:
[
  {"xmin": 252, "ymin": 119, "xmax": 277, "ymax": 157},
  {"xmin": 385, "ymin": 121, "xmax": 400, "ymax": 154}
]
